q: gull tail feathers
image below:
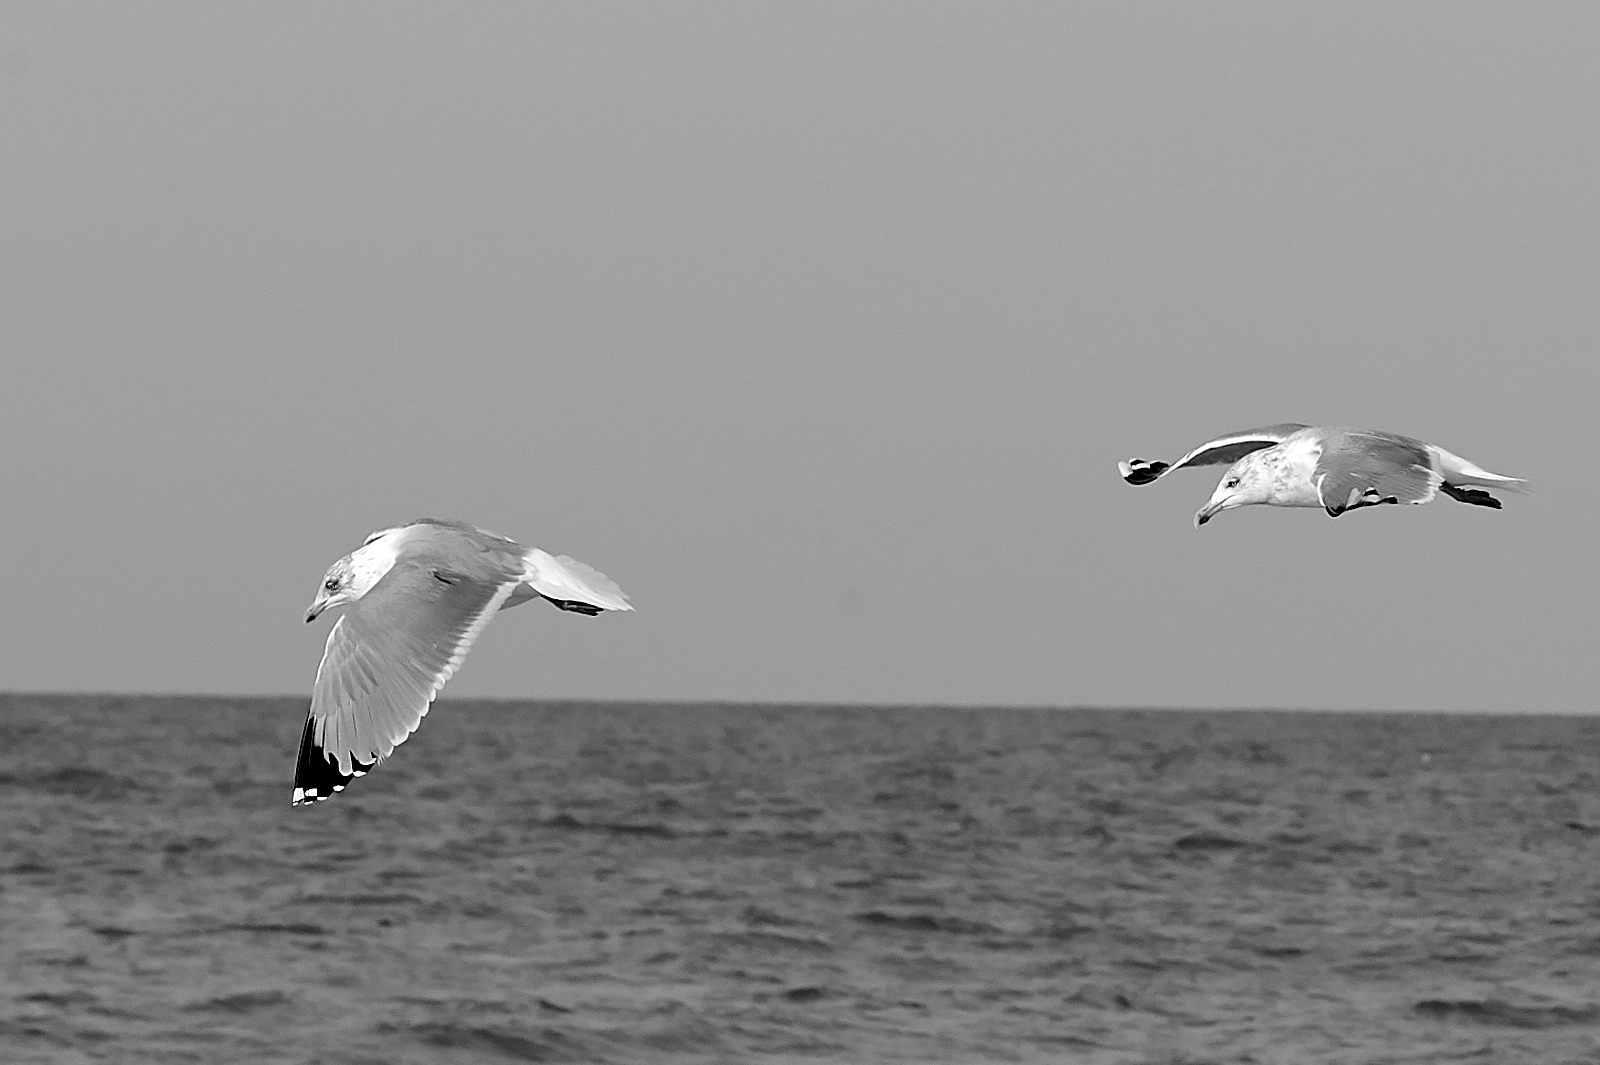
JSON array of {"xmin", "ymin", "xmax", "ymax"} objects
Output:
[
  {"xmin": 522, "ymin": 548, "xmax": 633, "ymax": 614},
  {"xmin": 1430, "ymin": 446, "xmax": 1529, "ymax": 492}
]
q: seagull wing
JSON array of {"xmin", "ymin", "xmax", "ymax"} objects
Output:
[
  {"xmin": 292, "ymin": 561, "xmax": 518, "ymax": 805},
  {"xmin": 514, "ymin": 548, "xmax": 633, "ymax": 616},
  {"xmin": 1119, "ymin": 424, "xmax": 1309, "ymax": 485},
  {"xmin": 1313, "ymin": 430, "xmax": 1440, "ymax": 517}
]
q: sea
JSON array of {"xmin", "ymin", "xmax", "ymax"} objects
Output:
[{"xmin": 4, "ymin": 695, "xmax": 1600, "ymax": 1064}]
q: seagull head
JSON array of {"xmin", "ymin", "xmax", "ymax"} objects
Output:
[
  {"xmin": 1195, "ymin": 452, "xmax": 1272, "ymax": 527},
  {"xmin": 305, "ymin": 557, "xmax": 360, "ymax": 622},
  {"xmin": 305, "ymin": 527, "xmax": 409, "ymax": 622}
]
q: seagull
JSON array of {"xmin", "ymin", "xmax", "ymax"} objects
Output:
[
  {"xmin": 1118, "ymin": 425, "xmax": 1526, "ymax": 527},
  {"xmin": 293, "ymin": 518, "xmax": 632, "ymax": 805}
]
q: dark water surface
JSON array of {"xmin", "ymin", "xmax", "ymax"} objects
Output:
[{"xmin": 5, "ymin": 696, "xmax": 1600, "ymax": 1063}]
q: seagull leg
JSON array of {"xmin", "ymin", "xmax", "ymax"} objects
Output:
[{"xmin": 1324, "ymin": 492, "xmax": 1401, "ymax": 518}]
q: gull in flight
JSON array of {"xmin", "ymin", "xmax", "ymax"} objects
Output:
[
  {"xmin": 1119, "ymin": 424, "xmax": 1526, "ymax": 527},
  {"xmin": 294, "ymin": 518, "xmax": 632, "ymax": 805}
]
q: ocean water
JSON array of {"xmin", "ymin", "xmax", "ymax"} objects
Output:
[{"xmin": 4, "ymin": 696, "xmax": 1600, "ymax": 1064}]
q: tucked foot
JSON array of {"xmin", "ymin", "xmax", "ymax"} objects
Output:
[
  {"xmin": 1439, "ymin": 483, "xmax": 1503, "ymax": 509},
  {"xmin": 545, "ymin": 598, "xmax": 605, "ymax": 615}
]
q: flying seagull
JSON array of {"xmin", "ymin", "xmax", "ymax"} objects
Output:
[
  {"xmin": 1118, "ymin": 425, "xmax": 1525, "ymax": 527},
  {"xmin": 294, "ymin": 518, "xmax": 632, "ymax": 805}
]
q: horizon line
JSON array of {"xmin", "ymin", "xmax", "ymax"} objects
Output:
[{"xmin": 0, "ymin": 690, "xmax": 1578, "ymax": 717}]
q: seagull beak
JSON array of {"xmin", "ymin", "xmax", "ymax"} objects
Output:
[
  {"xmin": 305, "ymin": 598, "xmax": 327, "ymax": 623},
  {"xmin": 1194, "ymin": 499, "xmax": 1227, "ymax": 527}
]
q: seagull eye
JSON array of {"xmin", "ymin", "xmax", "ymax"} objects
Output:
[
  {"xmin": 324, "ymin": 578, "xmax": 339, "ymax": 591},
  {"xmin": 1225, "ymin": 477, "xmax": 1240, "ymax": 488}
]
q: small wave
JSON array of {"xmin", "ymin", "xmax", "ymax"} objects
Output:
[
  {"xmin": 832, "ymin": 876, "xmax": 878, "ymax": 889},
  {"xmin": 1325, "ymin": 838, "xmax": 1382, "ymax": 855},
  {"xmin": 714, "ymin": 929, "xmax": 833, "ymax": 952},
  {"xmin": 0, "ymin": 1018, "xmax": 106, "ymax": 1049},
  {"xmin": 35, "ymin": 954, "xmax": 89, "ymax": 968},
  {"xmin": 738, "ymin": 826, "xmax": 864, "ymax": 848},
  {"xmin": 542, "ymin": 814, "xmax": 677, "ymax": 839},
  {"xmin": 1414, "ymin": 998, "xmax": 1600, "ymax": 1028},
  {"xmin": 741, "ymin": 905, "xmax": 803, "ymax": 927},
  {"xmin": 0, "ymin": 767, "xmax": 137, "ymax": 800},
  {"xmin": 85, "ymin": 1004, "xmax": 149, "ymax": 1022},
  {"xmin": 90, "ymin": 926, "xmax": 138, "ymax": 939},
  {"xmin": 1171, "ymin": 832, "xmax": 1250, "ymax": 852},
  {"xmin": 1036, "ymin": 919, "xmax": 1093, "ymax": 941},
  {"xmin": 1252, "ymin": 944, "xmax": 1306, "ymax": 958},
  {"xmin": 183, "ymin": 990, "xmax": 292, "ymax": 1013},
  {"xmin": 401, "ymin": 1022, "xmax": 597, "ymax": 1062},
  {"xmin": 854, "ymin": 910, "xmax": 1001, "ymax": 935},
  {"xmin": 298, "ymin": 893, "xmax": 421, "ymax": 907},
  {"xmin": 218, "ymin": 922, "xmax": 326, "ymax": 936},
  {"xmin": 1428, "ymin": 951, "xmax": 1497, "ymax": 964},
  {"xmin": 20, "ymin": 990, "xmax": 96, "ymax": 1007},
  {"xmin": 394, "ymin": 995, "xmax": 515, "ymax": 1014},
  {"xmin": 1033, "ymin": 1033, "xmax": 1109, "ymax": 1051}
]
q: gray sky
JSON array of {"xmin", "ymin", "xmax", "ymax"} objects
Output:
[{"xmin": 0, "ymin": 4, "xmax": 1592, "ymax": 712}]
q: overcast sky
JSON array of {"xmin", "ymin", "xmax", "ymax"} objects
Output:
[{"xmin": 0, "ymin": 4, "xmax": 1592, "ymax": 712}]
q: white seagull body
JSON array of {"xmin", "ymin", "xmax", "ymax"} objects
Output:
[
  {"xmin": 1118, "ymin": 425, "xmax": 1526, "ymax": 527},
  {"xmin": 294, "ymin": 518, "xmax": 632, "ymax": 805}
]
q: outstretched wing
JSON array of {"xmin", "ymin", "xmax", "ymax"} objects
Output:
[
  {"xmin": 1119, "ymin": 424, "xmax": 1309, "ymax": 485},
  {"xmin": 1313, "ymin": 430, "xmax": 1439, "ymax": 517},
  {"xmin": 293, "ymin": 561, "xmax": 517, "ymax": 805}
]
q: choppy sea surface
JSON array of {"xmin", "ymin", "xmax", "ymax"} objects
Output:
[{"xmin": 5, "ymin": 696, "xmax": 1600, "ymax": 1063}]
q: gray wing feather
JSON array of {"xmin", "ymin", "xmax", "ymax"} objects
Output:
[
  {"xmin": 1313, "ymin": 430, "xmax": 1439, "ymax": 515},
  {"xmin": 310, "ymin": 562, "xmax": 515, "ymax": 776}
]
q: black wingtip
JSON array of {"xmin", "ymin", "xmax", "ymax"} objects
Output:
[
  {"xmin": 291, "ymin": 715, "xmax": 373, "ymax": 806},
  {"xmin": 1120, "ymin": 459, "xmax": 1169, "ymax": 486}
]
